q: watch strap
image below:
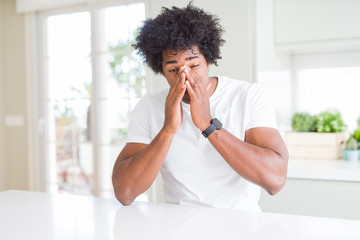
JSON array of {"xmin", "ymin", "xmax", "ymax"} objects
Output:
[
  {"xmin": 202, "ymin": 118, "xmax": 222, "ymax": 138},
  {"xmin": 202, "ymin": 124, "xmax": 217, "ymax": 138}
]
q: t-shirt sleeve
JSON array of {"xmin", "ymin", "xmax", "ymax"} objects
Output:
[
  {"xmin": 245, "ymin": 84, "xmax": 278, "ymax": 131},
  {"xmin": 126, "ymin": 96, "xmax": 152, "ymax": 144}
]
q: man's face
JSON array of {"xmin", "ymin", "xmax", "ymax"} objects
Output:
[{"xmin": 161, "ymin": 45, "xmax": 209, "ymax": 103}]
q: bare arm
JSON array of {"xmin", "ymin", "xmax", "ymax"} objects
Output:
[
  {"xmin": 112, "ymin": 71, "xmax": 187, "ymax": 205},
  {"xmin": 112, "ymin": 129, "xmax": 175, "ymax": 206},
  {"xmin": 183, "ymin": 66, "xmax": 288, "ymax": 195},
  {"xmin": 207, "ymin": 127, "xmax": 288, "ymax": 195}
]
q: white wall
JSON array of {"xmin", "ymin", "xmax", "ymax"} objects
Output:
[
  {"xmin": 274, "ymin": 0, "xmax": 360, "ymax": 47},
  {"xmin": 148, "ymin": 0, "xmax": 255, "ymax": 91},
  {"xmin": 255, "ymin": 0, "xmax": 292, "ymax": 132},
  {"xmin": 0, "ymin": 0, "xmax": 7, "ymax": 191},
  {"xmin": 255, "ymin": 0, "xmax": 291, "ymax": 73},
  {"xmin": 256, "ymin": 0, "xmax": 360, "ymax": 220},
  {"xmin": 1, "ymin": 0, "xmax": 29, "ymax": 191}
]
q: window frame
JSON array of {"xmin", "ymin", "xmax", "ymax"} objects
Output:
[{"xmin": 34, "ymin": 0, "xmax": 150, "ymax": 197}]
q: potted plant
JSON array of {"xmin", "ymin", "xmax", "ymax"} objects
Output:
[
  {"xmin": 355, "ymin": 115, "xmax": 360, "ymax": 151},
  {"xmin": 291, "ymin": 112, "xmax": 318, "ymax": 132},
  {"xmin": 286, "ymin": 110, "xmax": 346, "ymax": 159},
  {"xmin": 351, "ymin": 117, "xmax": 360, "ymax": 160},
  {"xmin": 316, "ymin": 110, "xmax": 346, "ymax": 133},
  {"xmin": 343, "ymin": 135, "xmax": 359, "ymax": 161}
]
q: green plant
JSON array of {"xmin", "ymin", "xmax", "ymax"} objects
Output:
[
  {"xmin": 346, "ymin": 136, "xmax": 358, "ymax": 150},
  {"xmin": 353, "ymin": 127, "xmax": 360, "ymax": 143},
  {"xmin": 316, "ymin": 110, "xmax": 346, "ymax": 133},
  {"xmin": 291, "ymin": 112, "xmax": 318, "ymax": 132}
]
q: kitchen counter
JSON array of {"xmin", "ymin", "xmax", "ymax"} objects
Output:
[
  {"xmin": 287, "ymin": 158, "xmax": 360, "ymax": 182},
  {"xmin": 1, "ymin": 190, "xmax": 360, "ymax": 240}
]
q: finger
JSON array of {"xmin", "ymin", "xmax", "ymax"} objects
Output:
[
  {"xmin": 174, "ymin": 73, "xmax": 186, "ymax": 102},
  {"xmin": 185, "ymin": 80, "xmax": 196, "ymax": 98},
  {"xmin": 168, "ymin": 72, "xmax": 179, "ymax": 89},
  {"xmin": 176, "ymin": 72, "xmax": 186, "ymax": 92},
  {"xmin": 169, "ymin": 71, "xmax": 185, "ymax": 95},
  {"xmin": 182, "ymin": 66, "xmax": 196, "ymax": 87},
  {"xmin": 183, "ymin": 67, "xmax": 204, "ymax": 92},
  {"xmin": 179, "ymin": 72, "xmax": 187, "ymax": 94},
  {"xmin": 168, "ymin": 77, "xmax": 178, "ymax": 97}
]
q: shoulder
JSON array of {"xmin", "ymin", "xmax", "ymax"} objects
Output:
[
  {"xmin": 217, "ymin": 76, "xmax": 263, "ymax": 98},
  {"xmin": 219, "ymin": 76, "xmax": 253, "ymax": 91}
]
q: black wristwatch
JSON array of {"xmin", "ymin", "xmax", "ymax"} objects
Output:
[{"xmin": 202, "ymin": 118, "xmax": 222, "ymax": 138}]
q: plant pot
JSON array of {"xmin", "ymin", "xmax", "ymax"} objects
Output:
[
  {"xmin": 286, "ymin": 132, "xmax": 346, "ymax": 159},
  {"xmin": 343, "ymin": 150, "xmax": 359, "ymax": 161}
]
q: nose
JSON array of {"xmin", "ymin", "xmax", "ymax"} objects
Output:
[{"xmin": 180, "ymin": 65, "xmax": 190, "ymax": 73}]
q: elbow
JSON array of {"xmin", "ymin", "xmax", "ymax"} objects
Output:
[
  {"xmin": 266, "ymin": 175, "xmax": 286, "ymax": 196},
  {"xmin": 112, "ymin": 175, "xmax": 135, "ymax": 206},
  {"xmin": 112, "ymin": 167, "xmax": 135, "ymax": 206},
  {"xmin": 117, "ymin": 196, "xmax": 134, "ymax": 206},
  {"xmin": 266, "ymin": 158, "xmax": 288, "ymax": 196},
  {"xmin": 114, "ymin": 187, "xmax": 135, "ymax": 206}
]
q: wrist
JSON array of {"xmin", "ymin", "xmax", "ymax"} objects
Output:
[
  {"xmin": 160, "ymin": 126, "xmax": 177, "ymax": 138},
  {"xmin": 198, "ymin": 118, "xmax": 213, "ymax": 132}
]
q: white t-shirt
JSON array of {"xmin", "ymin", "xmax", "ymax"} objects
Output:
[{"xmin": 126, "ymin": 76, "xmax": 278, "ymax": 211}]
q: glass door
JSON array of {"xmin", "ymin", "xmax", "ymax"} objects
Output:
[{"xmin": 43, "ymin": 2, "xmax": 146, "ymax": 198}]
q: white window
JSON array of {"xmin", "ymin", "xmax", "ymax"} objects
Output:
[
  {"xmin": 258, "ymin": 51, "xmax": 360, "ymax": 134},
  {"xmin": 38, "ymin": 2, "xmax": 147, "ymax": 199},
  {"xmin": 293, "ymin": 51, "xmax": 360, "ymax": 131}
]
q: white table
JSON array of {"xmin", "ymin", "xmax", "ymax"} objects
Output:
[{"xmin": 1, "ymin": 190, "xmax": 360, "ymax": 240}]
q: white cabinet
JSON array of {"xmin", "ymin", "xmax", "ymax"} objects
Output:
[
  {"xmin": 274, "ymin": 0, "xmax": 360, "ymax": 52},
  {"xmin": 259, "ymin": 159, "xmax": 360, "ymax": 220},
  {"xmin": 260, "ymin": 178, "xmax": 360, "ymax": 220}
]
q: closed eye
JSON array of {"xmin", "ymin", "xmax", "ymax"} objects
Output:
[
  {"xmin": 169, "ymin": 68, "xmax": 178, "ymax": 73},
  {"xmin": 190, "ymin": 64, "xmax": 199, "ymax": 68}
]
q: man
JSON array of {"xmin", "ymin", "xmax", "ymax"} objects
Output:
[{"xmin": 112, "ymin": 3, "xmax": 288, "ymax": 211}]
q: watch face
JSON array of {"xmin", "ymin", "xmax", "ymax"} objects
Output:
[{"xmin": 212, "ymin": 118, "xmax": 222, "ymax": 129}]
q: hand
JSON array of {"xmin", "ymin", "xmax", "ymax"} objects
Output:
[
  {"xmin": 162, "ymin": 71, "xmax": 187, "ymax": 135},
  {"xmin": 181, "ymin": 66, "xmax": 212, "ymax": 131}
]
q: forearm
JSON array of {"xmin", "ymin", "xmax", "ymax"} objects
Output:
[
  {"xmin": 112, "ymin": 128, "xmax": 175, "ymax": 205},
  {"xmin": 208, "ymin": 128, "xmax": 288, "ymax": 195},
  {"xmin": 113, "ymin": 69, "xmax": 186, "ymax": 206}
]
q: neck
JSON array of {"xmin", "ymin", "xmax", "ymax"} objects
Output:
[{"xmin": 208, "ymin": 77, "xmax": 218, "ymax": 97}]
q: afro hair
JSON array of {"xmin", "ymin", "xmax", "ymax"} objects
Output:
[{"xmin": 133, "ymin": 2, "xmax": 225, "ymax": 74}]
